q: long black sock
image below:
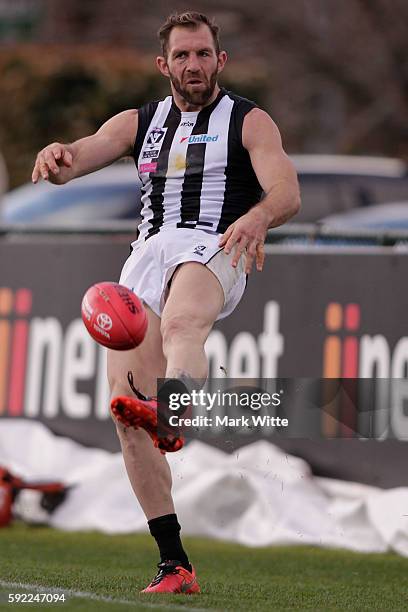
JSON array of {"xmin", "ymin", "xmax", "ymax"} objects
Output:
[{"xmin": 148, "ymin": 513, "xmax": 191, "ymax": 572}]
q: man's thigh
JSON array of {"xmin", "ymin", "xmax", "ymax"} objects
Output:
[
  {"xmin": 107, "ymin": 305, "xmax": 166, "ymax": 398},
  {"xmin": 162, "ymin": 262, "xmax": 224, "ymax": 340}
]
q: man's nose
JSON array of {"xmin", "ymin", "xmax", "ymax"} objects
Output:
[{"xmin": 186, "ymin": 53, "xmax": 200, "ymax": 71}]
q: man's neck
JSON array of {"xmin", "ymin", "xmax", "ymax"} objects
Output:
[{"xmin": 172, "ymin": 84, "xmax": 221, "ymax": 113}]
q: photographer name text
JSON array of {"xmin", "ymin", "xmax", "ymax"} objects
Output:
[{"xmin": 168, "ymin": 415, "xmax": 288, "ymax": 428}]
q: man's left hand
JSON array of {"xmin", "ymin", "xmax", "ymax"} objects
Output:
[{"xmin": 219, "ymin": 205, "xmax": 269, "ymax": 274}]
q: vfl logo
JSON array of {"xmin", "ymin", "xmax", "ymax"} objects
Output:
[
  {"xmin": 193, "ymin": 245, "xmax": 207, "ymax": 256},
  {"xmin": 142, "ymin": 127, "xmax": 168, "ymax": 161},
  {"xmin": 146, "ymin": 128, "xmax": 166, "ymax": 148},
  {"xmin": 96, "ymin": 313, "xmax": 112, "ymax": 331}
]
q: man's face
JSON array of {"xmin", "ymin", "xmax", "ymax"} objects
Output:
[{"xmin": 159, "ymin": 24, "xmax": 226, "ymax": 106}]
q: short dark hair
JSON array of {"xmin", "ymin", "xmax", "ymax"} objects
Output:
[{"xmin": 158, "ymin": 11, "xmax": 220, "ymax": 57}]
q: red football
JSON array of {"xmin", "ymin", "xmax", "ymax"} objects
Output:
[{"xmin": 81, "ymin": 282, "xmax": 148, "ymax": 350}]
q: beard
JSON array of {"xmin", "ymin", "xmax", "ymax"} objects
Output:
[{"xmin": 169, "ymin": 68, "xmax": 218, "ymax": 107}]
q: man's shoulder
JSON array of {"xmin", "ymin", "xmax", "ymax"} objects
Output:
[
  {"xmin": 139, "ymin": 95, "xmax": 172, "ymax": 112},
  {"xmin": 222, "ymin": 88, "xmax": 259, "ymax": 111},
  {"xmin": 136, "ymin": 96, "xmax": 172, "ymax": 130}
]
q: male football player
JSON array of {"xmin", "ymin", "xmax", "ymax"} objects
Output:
[{"xmin": 32, "ymin": 11, "xmax": 300, "ymax": 594}]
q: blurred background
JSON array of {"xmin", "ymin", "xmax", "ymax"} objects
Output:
[
  {"xmin": 1, "ymin": 0, "xmax": 408, "ymax": 557},
  {"xmin": 0, "ymin": 0, "xmax": 408, "ymax": 226},
  {"xmin": 1, "ymin": 0, "xmax": 408, "ymax": 185}
]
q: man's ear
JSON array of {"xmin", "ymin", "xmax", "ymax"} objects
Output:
[
  {"xmin": 217, "ymin": 50, "xmax": 228, "ymax": 75},
  {"xmin": 156, "ymin": 56, "xmax": 170, "ymax": 77}
]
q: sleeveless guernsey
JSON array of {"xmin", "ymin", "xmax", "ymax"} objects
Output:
[{"xmin": 133, "ymin": 88, "xmax": 262, "ymax": 240}]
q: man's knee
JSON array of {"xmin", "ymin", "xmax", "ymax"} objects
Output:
[{"xmin": 161, "ymin": 313, "xmax": 207, "ymax": 348}]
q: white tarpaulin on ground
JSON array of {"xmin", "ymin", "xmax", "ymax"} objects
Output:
[{"xmin": 1, "ymin": 419, "xmax": 408, "ymax": 556}]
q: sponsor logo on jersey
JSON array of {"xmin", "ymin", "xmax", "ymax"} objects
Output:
[
  {"xmin": 142, "ymin": 150, "xmax": 158, "ymax": 159},
  {"xmin": 180, "ymin": 134, "xmax": 219, "ymax": 144},
  {"xmin": 180, "ymin": 120, "xmax": 195, "ymax": 127},
  {"xmin": 140, "ymin": 162, "xmax": 157, "ymax": 174}
]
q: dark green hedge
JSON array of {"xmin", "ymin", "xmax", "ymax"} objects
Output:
[{"xmin": 0, "ymin": 45, "xmax": 268, "ymax": 188}]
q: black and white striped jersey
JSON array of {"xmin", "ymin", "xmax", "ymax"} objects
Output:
[{"xmin": 133, "ymin": 88, "xmax": 263, "ymax": 240}]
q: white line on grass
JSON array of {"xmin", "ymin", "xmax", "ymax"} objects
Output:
[{"xmin": 0, "ymin": 580, "xmax": 214, "ymax": 611}]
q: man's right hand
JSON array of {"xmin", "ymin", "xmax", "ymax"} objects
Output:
[
  {"xmin": 31, "ymin": 109, "xmax": 138, "ymax": 185},
  {"xmin": 32, "ymin": 143, "xmax": 73, "ymax": 184}
]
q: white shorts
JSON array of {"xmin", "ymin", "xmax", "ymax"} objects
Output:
[{"xmin": 119, "ymin": 228, "xmax": 246, "ymax": 320}]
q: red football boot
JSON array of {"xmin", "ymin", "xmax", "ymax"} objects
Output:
[
  {"xmin": 141, "ymin": 560, "xmax": 200, "ymax": 594},
  {"xmin": 110, "ymin": 395, "xmax": 184, "ymax": 453}
]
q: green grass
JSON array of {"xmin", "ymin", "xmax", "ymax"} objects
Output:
[{"xmin": 0, "ymin": 524, "xmax": 408, "ymax": 611}]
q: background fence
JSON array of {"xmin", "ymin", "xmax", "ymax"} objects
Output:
[{"xmin": 1, "ymin": 227, "xmax": 407, "ymax": 487}]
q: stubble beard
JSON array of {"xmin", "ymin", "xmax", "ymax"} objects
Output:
[{"xmin": 169, "ymin": 68, "xmax": 218, "ymax": 107}]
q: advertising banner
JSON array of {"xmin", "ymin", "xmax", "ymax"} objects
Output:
[{"xmin": 1, "ymin": 235, "xmax": 408, "ymax": 486}]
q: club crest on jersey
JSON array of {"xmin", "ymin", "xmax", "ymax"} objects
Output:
[{"xmin": 180, "ymin": 134, "xmax": 219, "ymax": 144}]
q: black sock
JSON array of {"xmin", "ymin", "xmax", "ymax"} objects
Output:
[{"xmin": 148, "ymin": 513, "xmax": 191, "ymax": 572}]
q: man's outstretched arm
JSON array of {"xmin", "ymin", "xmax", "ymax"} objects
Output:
[
  {"xmin": 219, "ymin": 107, "xmax": 301, "ymax": 273},
  {"xmin": 31, "ymin": 109, "xmax": 138, "ymax": 185}
]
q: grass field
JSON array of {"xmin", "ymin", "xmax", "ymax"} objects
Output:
[{"xmin": 0, "ymin": 524, "xmax": 408, "ymax": 611}]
